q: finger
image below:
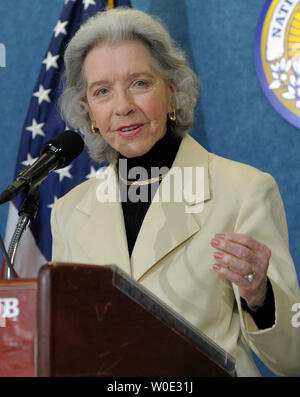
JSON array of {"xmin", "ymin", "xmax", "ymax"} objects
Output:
[
  {"xmin": 213, "ymin": 251, "xmax": 253, "ymax": 277},
  {"xmin": 211, "ymin": 237, "xmax": 258, "ymax": 266},
  {"xmin": 215, "ymin": 232, "xmax": 271, "ymax": 259},
  {"xmin": 213, "ymin": 263, "xmax": 257, "ymax": 290}
]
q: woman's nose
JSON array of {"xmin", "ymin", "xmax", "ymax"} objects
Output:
[{"xmin": 114, "ymin": 90, "xmax": 136, "ymax": 116}]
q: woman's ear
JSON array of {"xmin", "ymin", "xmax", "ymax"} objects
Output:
[
  {"xmin": 168, "ymin": 80, "xmax": 177, "ymax": 95},
  {"xmin": 82, "ymin": 97, "xmax": 94, "ymax": 125},
  {"xmin": 167, "ymin": 80, "xmax": 177, "ymax": 113}
]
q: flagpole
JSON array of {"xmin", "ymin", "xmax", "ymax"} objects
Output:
[
  {"xmin": 0, "ymin": 234, "xmax": 15, "ymax": 279},
  {"xmin": 107, "ymin": 0, "xmax": 114, "ymax": 9}
]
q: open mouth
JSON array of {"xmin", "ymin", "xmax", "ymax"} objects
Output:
[{"xmin": 117, "ymin": 124, "xmax": 144, "ymax": 137}]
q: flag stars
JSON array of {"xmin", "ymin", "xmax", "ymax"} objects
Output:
[
  {"xmin": 83, "ymin": 0, "xmax": 96, "ymax": 10},
  {"xmin": 43, "ymin": 51, "xmax": 59, "ymax": 71},
  {"xmin": 54, "ymin": 20, "xmax": 68, "ymax": 38},
  {"xmin": 33, "ymin": 84, "xmax": 51, "ymax": 104},
  {"xmin": 26, "ymin": 119, "xmax": 45, "ymax": 139},
  {"xmin": 54, "ymin": 165, "xmax": 73, "ymax": 182},
  {"xmin": 21, "ymin": 153, "xmax": 38, "ymax": 167},
  {"xmin": 86, "ymin": 166, "xmax": 99, "ymax": 179},
  {"xmin": 48, "ymin": 195, "xmax": 58, "ymax": 210}
]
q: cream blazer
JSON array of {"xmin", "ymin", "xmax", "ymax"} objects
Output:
[{"xmin": 51, "ymin": 134, "xmax": 300, "ymax": 377}]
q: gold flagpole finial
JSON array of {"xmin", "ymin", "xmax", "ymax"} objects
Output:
[{"xmin": 107, "ymin": 0, "xmax": 114, "ymax": 9}]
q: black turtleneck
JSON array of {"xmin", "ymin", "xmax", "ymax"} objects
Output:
[{"xmin": 118, "ymin": 129, "xmax": 182, "ymax": 257}]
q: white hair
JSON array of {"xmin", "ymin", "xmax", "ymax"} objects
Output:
[{"xmin": 60, "ymin": 7, "xmax": 200, "ymax": 163}]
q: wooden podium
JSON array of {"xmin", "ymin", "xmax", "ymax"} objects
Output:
[
  {"xmin": 0, "ymin": 263, "xmax": 236, "ymax": 377},
  {"xmin": 0, "ymin": 278, "xmax": 37, "ymax": 377}
]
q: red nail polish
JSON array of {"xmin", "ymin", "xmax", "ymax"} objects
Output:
[
  {"xmin": 214, "ymin": 252, "xmax": 223, "ymax": 260},
  {"xmin": 213, "ymin": 264, "xmax": 221, "ymax": 271},
  {"xmin": 211, "ymin": 238, "xmax": 220, "ymax": 246},
  {"xmin": 215, "ymin": 233, "xmax": 225, "ymax": 239}
]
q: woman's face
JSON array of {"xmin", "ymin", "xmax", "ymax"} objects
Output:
[{"xmin": 84, "ymin": 40, "xmax": 176, "ymax": 158}]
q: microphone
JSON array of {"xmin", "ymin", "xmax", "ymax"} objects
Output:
[{"xmin": 0, "ymin": 130, "xmax": 84, "ymax": 205}]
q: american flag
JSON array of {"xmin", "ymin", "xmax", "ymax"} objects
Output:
[{"xmin": 2, "ymin": 0, "xmax": 132, "ymax": 278}]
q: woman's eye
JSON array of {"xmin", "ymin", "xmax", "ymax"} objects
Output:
[
  {"xmin": 134, "ymin": 80, "xmax": 147, "ymax": 87},
  {"xmin": 96, "ymin": 88, "xmax": 109, "ymax": 96}
]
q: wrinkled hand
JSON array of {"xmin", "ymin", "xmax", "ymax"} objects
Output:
[{"xmin": 211, "ymin": 233, "xmax": 271, "ymax": 311}]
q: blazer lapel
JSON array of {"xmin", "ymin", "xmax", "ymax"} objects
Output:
[
  {"xmin": 131, "ymin": 134, "xmax": 211, "ymax": 281},
  {"xmin": 73, "ymin": 135, "xmax": 210, "ymax": 281},
  {"xmin": 74, "ymin": 164, "xmax": 131, "ymax": 275}
]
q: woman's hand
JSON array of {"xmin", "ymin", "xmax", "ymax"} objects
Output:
[{"xmin": 211, "ymin": 233, "xmax": 271, "ymax": 311}]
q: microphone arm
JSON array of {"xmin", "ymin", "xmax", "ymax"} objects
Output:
[
  {"xmin": 0, "ymin": 148, "xmax": 63, "ymax": 205},
  {"xmin": 0, "ymin": 129, "xmax": 84, "ymax": 205},
  {"xmin": 4, "ymin": 187, "xmax": 40, "ymax": 280}
]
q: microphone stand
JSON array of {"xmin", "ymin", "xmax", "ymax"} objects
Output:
[{"xmin": 4, "ymin": 187, "xmax": 40, "ymax": 280}]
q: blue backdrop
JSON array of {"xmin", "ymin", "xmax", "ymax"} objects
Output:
[{"xmin": 0, "ymin": 0, "xmax": 299, "ymax": 377}]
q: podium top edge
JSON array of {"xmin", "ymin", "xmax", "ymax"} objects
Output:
[{"xmin": 0, "ymin": 278, "xmax": 37, "ymax": 289}]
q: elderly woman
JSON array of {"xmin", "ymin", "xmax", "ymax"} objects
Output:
[{"xmin": 51, "ymin": 8, "xmax": 300, "ymax": 376}]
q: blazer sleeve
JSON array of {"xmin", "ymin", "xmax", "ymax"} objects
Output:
[
  {"xmin": 50, "ymin": 199, "xmax": 68, "ymax": 262},
  {"xmin": 231, "ymin": 171, "xmax": 300, "ymax": 376}
]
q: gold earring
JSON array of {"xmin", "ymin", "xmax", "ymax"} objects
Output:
[
  {"xmin": 91, "ymin": 120, "xmax": 100, "ymax": 136},
  {"xmin": 169, "ymin": 109, "xmax": 176, "ymax": 121}
]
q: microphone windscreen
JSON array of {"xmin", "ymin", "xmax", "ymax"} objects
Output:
[{"xmin": 41, "ymin": 130, "xmax": 84, "ymax": 166}]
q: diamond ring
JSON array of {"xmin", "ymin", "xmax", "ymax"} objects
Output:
[{"xmin": 244, "ymin": 272, "xmax": 256, "ymax": 283}]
